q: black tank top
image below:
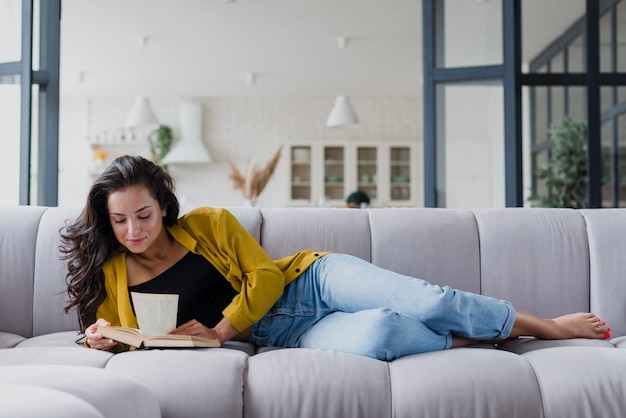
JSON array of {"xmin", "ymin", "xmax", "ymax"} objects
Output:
[{"xmin": 128, "ymin": 252, "xmax": 238, "ymax": 328}]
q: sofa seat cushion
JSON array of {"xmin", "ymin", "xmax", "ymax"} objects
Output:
[
  {"xmin": 105, "ymin": 347, "xmax": 248, "ymax": 418},
  {"xmin": 0, "ymin": 346, "xmax": 113, "ymax": 368},
  {"xmin": 15, "ymin": 330, "xmax": 85, "ymax": 348},
  {"xmin": 613, "ymin": 336, "xmax": 626, "ymax": 348},
  {"xmin": 523, "ymin": 346, "xmax": 626, "ymax": 418},
  {"xmin": 0, "ymin": 383, "xmax": 105, "ymax": 418},
  {"xmin": 0, "ymin": 365, "xmax": 161, "ymax": 418},
  {"xmin": 221, "ymin": 340, "xmax": 257, "ymax": 356},
  {"xmin": 389, "ymin": 347, "xmax": 543, "ymax": 418},
  {"xmin": 0, "ymin": 332, "xmax": 25, "ymax": 348},
  {"xmin": 245, "ymin": 348, "xmax": 391, "ymax": 418},
  {"xmin": 500, "ymin": 336, "xmax": 616, "ymax": 355}
]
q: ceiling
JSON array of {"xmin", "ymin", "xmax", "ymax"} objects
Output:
[{"xmin": 59, "ymin": 0, "xmax": 585, "ymax": 99}]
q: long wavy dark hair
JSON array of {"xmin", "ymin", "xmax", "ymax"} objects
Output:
[{"xmin": 59, "ymin": 155, "xmax": 180, "ymax": 331}]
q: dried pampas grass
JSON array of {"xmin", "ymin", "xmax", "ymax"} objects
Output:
[{"xmin": 228, "ymin": 145, "xmax": 283, "ymax": 203}]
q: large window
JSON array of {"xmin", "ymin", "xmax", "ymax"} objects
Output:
[
  {"xmin": 527, "ymin": 0, "xmax": 626, "ymax": 208},
  {"xmin": 424, "ymin": 0, "xmax": 626, "ymax": 208},
  {"xmin": 423, "ymin": 0, "xmax": 515, "ymax": 207},
  {"xmin": 0, "ymin": 0, "xmax": 23, "ymax": 204},
  {"xmin": 0, "ymin": 0, "xmax": 60, "ymax": 206}
]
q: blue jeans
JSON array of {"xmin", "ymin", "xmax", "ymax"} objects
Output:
[{"xmin": 250, "ymin": 253, "xmax": 515, "ymax": 360}]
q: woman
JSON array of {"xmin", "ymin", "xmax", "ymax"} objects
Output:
[{"xmin": 61, "ymin": 155, "xmax": 610, "ymax": 360}]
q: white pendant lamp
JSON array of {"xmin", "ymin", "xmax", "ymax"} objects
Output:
[
  {"xmin": 162, "ymin": 102, "xmax": 211, "ymax": 164},
  {"xmin": 326, "ymin": 95, "xmax": 359, "ymax": 127},
  {"xmin": 125, "ymin": 36, "xmax": 159, "ymax": 129},
  {"xmin": 125, "ymin": 95, "xmax": 159, "ymax": 128}
]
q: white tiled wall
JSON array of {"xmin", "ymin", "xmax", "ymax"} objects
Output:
[{"xmin": 59, "ymin": 97, "xmax": 422, "ymax": 208}]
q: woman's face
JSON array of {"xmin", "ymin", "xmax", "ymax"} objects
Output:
[{"xmin": 107, "ymin": 185, "xmax": 167, "ymax": 254}]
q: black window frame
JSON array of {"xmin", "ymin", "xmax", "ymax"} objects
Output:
[
  {"xmin": 0, "ymin": 0, "xmax": 60, "ymax": 206},
  {"xmin": 422, "ymin": 0, "xmax": 625, "ymax": 208}
]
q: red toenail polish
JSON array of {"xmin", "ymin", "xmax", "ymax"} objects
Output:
[
  {"xmin": 608, "ymin": 327, "xmax": 611, "ymax": 332},
  {"xmin": 604, "ymin": 332, "xmax": 611, "ymax": 339}
]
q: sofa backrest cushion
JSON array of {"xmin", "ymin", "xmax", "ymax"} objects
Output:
[
  {"xmin": 259, "ymin": 208, "xmax": 371, "ymax": 261},
  {"xmin": 369, "ymin": 208, "xmax": 481, "ymax": 294},
  {"xmin": 581, "ymin": 209, "xmax": 626, "ymax": 337},
  {"xmin": 33, "ymin": 208, "xmax": 82, "ymax": 335},
  {"xmin": 475, "ymin": 208, "xmax": 590, "ymax": 319},
  {"xmin": 0, "ymin": 206, "xmax": 47, "ymax": 337},
  {"xmin": 6, "ymin": 205, "xmax": 619, "ymax": 339}
]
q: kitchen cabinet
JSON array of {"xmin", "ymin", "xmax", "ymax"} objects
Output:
[{"xmin": 289, "ymin": 142, "xmax": 417, "ymax": 207}]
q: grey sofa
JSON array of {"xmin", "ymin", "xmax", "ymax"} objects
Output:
[{"xmin": 1, "ymin": 205, "xmax": 626, "ymax": 418}]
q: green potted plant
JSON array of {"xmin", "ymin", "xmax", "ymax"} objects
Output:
[
  {"xmin": 147, "ymin": 125, "xmax": 173, "ymax": 172},
  {"xmin": 528, "ymin": 117, "xmax": 588, "ymax": 209}
]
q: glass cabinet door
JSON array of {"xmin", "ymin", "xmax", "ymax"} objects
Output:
[
  {"xmin": 290, "ymin": 146, "xmax": 312, "ymax": 201},
  {"xmin": 390, "ymin": 146, "xmax": 411, "ymax": 201},
  {"xmin": 324, "ymin": 146, "xmax": 345, "ymax": 201},
  {"xmin": 357, "ymin": 146, "xmax": 377, "ymax": 200}
]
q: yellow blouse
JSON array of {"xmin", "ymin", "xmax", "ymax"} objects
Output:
[{"xmin": 96, "ymin": 207, "xmax": 329, "ymax": 332}]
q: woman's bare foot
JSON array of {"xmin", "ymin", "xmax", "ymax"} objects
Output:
[
  {"xmin": 551, "ymin": 312, "xmax": 610, "ymax": 339},
  {"xmin": 511, "ymin": 310, "xmax": 610, "ymax": 340},
  {"xmin": 448, "ymin": 311, "xmax": 610, "ymax": 351}
]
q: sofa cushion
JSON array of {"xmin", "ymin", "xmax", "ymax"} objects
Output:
[
  {"xmin": 389, "ymin": 348, "xmax": 543, "ymax": 418},
  {"xmin": 32, "ymin": 208, "xmax": 81, "ymax": 336},
  {"xmin": 259, "ymin": 208, "xmax": 371, "ymax": 261},
  {"xmin": 0, "ymin": 346, "xmax": 113, "ymax": 368},
  {"xmin": 613, "ymin": 336, "xmax": 626, "ymax": 348},
  {"xmin": 0, "ymin": 332, "xmax": 25, "ymax": 349},
  {"xmin": 522, "ymin": 346, "xmax": 626, "ymax": 418},
  {"xmin": 0, "ymin": 365, "xmax": 161, "ymax": 418},
  {"xmin": 244, "ymin": 348, "xmax": 391, "ymax": 418},
  {"xmin": 105, "ymin": 348, "xmax": 248, "ymax": 418},
  {"xmin": 475, "ymin": 208, "xmax": 590, "ymax": 318},
  {"xmin": 0, "ymin": 206, "xmax": 47, "ymax": 338},
  {"xmin": 500, "ymin": 336, "xmax": 615, "ymax": 355},
  {"xmin": 0, "ymin": 384, "xmax": 105, "ymax": 418},
  {"xmin": 581, "ymin": 209, "xmax": 626, "ymax": 337},
  {"xmin": 369, "ymin": 208, "xmax": 480, "ymax": 293},
  {"xmin": 14, "ymin": 330, "xmax": 84, "ymax": 348}
]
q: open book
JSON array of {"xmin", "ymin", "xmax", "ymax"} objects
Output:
[{"xmin": 96, "ymin": 292, "xmax": 220, "ymax": 348}]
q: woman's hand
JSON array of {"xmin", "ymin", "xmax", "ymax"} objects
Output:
[
  {"xmin": 84, "ymin": 318, "xmax": 118, "ymax": 351},
  {"xmin": 170, "ymin": 319, "xmax": 222, "ymax": 344}
]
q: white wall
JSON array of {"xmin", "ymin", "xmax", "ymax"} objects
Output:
[{"xmin": 58, "ymin": 97, "xmax": 422, "ymax": 208}]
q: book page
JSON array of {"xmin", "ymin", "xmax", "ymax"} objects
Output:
[{"xmin": 130, "ymin": 292, "xmax": 179, "ymax": 338}]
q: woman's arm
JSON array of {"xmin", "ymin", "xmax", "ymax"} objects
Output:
[{"xmin": 171, "ymin": 317, "xmax": 242, "ymax": 344}]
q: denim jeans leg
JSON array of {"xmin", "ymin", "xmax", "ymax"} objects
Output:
[
  {"xmin": 251, "ymin": 253, "xmax": 516, "ymax": 358},
  {"xmin": 250, "ymin": 265, "xmax": 332, "ymax": 348},
  {"xmin": 311, "ymin": 253, "xmax": 516, "ymax": 341},
  {"xmin": 299, "ymin": 309, "xmax": 449, "ymax": 360}
]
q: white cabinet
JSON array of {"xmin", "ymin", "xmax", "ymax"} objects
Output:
[{"xmin": 289, "ymin": 142, "xmax": 418, "ymax": 207}]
